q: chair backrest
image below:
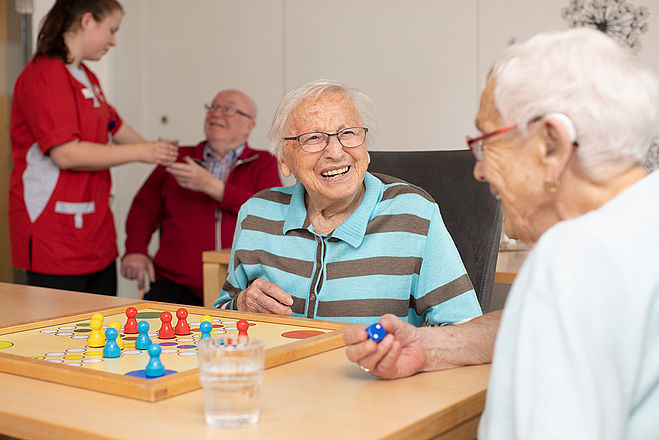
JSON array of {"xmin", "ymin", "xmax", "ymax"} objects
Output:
[{"xmin": 368, "ymin": 150, "xmax": 502, "ymax": 312}]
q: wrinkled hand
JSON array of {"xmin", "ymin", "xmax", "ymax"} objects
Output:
[
  {"xmin": 121, "ymin": 253, "xmax": 155, "ymax": 290},
  {"xmin": 236, "ymin": 278, "xmax": 293, "ymax": 315},
  {"xmin": 166, "ymin": 157, "xmax": 215, "ymax": 193},
  {"xmin": 344, "ymin": 314, "xmax": 426, "ymax": 379},
  {"xmin": 143, "ymin": 140, "xmax": 178, "ymax": 165}
]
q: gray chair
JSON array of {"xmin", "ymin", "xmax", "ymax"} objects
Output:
[{"xmin": 368, "ymin": 150, "xmax": 502, "ymax": 312}]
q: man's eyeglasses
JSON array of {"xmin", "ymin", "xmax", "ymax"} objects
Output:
[
  {"xmin": 466, "ymin": 113, "xmax": 577, "ymax": 161},
  {"xmin": 204, "ymin": 103, "xmax": 253, "ymax": 119},
  {"xmin": 284, "ymin": 127, "xmax": 369, "ymax": 153}
]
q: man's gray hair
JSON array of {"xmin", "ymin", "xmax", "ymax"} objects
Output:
[
  {"xmin": 489, "ymin": 28, "xmax": 659, "ymax": 180},
  {"xmin": 268, "ymin": 79, "xmax": 376, "ymax": 160}
]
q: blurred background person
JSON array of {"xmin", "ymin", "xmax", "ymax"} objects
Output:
[
  {"xmin": 122, "ymin": 89, "xmax": 281, "ymax": 306},
  {"xmin": 9, "ymin": 0, "xmax": 178, "ymax": 296}
]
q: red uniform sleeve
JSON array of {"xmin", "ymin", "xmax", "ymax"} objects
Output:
[
  {"xmin": 124, "ymin": 165, "xmax": 168, "ymax": 256},
  {"xmin": 220, "ymin": 152, "xmax": 282, "ymax": 214},
  {"xmin": 18, "ymin": 59, "xmax": 80, "ymax": 154}
]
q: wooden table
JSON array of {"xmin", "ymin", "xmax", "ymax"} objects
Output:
[
  {"xmin": 0, "ymin": 282, "xmax": 489, "ymax": 440},
  {"xmin": 493, "ymin": 249, "xmax": 529, "ymax": 285}
]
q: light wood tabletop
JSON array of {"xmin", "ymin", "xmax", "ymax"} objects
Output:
[
  {"xmin": 0, "ymin": 282, "xmax": 490, "ymax": 440},
  {"xmin": 493, "ymin": 249, "xmax": 529, "ymax": 285}
]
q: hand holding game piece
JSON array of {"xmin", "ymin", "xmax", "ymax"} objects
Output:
[
  {"xmin": 200, "ymin": 315, "xmax": 216, "ymax": 338},
  {"xmin": 109, "ymin": 321, "xmax": 124, "ymax": 349},
  {"xmin": 135, "ymin": 320, "xmax": 152, "ymax": 350},
  {"xmin": 343, "ymin": 314, "xmax": 427, "ymax": 380},
  {"xmin": 103, "ymin": 327, "xmax": 121, "ymax": 358},
  {"xmin": 174, "ymin": 308, "xmax": 191, "ymax": 335},
  {"xmin": 158, "ymin": 311, "xmax": 175, "ymax": 339},
  {"xmin": 124, "ymin": 307, "xmax": 138, "ymax": 334},
  {"xmin": 237, "ymin": 319, "xmax": 249, "ymax": 338},
  {"xmin": 145, "ymin": 344, "xmax": 165, "ymax": 377},
  {"xmin": 365, "ymin": 323, "xmax": 386, "ymax": 343},
  {"xmin": 87, "ymin": 317, "xmax": 106, "ymax": 348},
  {"xmin": 199, "ymin": 321, "xmax": 212, "ymax": 341}
]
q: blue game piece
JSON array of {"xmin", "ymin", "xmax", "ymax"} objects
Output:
[
  {"xmin": 199, "ymin": 321, "xmax": 212, "ymax": 341},
  {"xmin": 135, "ymin": 320, "xmax": 152, "ymax": 350},
  {"xmin": 365, "ymin": 323, "xmax": 386, "ymax": 343},
  {"xmin": 103, "ymin": 327, "xmax": 121, "ymax": 358},
  {"xmin": 145, "ymin": 344, "xmax": 165, "ymax": 377}
]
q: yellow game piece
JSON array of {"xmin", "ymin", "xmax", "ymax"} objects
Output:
[
  {"xmin": 109, "ymin": 321, "xmax": 124, "ymax": 349},
  {"xmin": 87, "ymin": 317, "xmax": 106, "ymax": 348},
  {"xmin": 200, "ymin": 315, "xmax": 216, "ymax": 338},
  {"xmin": 91, "ymin": 313, "xmax": 104, "ymax": 323}
]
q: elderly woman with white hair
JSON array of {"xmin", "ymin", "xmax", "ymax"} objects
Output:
[
  {"xmin": 214, "ymin": 79, "xmax": 485, "ymax": 333},
  {"xmin": 344, "ymin": 28, "xmax": 659, "ymax": 438}
]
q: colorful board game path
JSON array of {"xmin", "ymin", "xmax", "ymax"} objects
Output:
[{"xmin": 0, "ymin": 303, "xmax": 349, "ymax": 401}]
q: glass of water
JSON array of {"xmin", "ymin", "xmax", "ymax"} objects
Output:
[{"xmin": 198, "ymin": 337, "xmax": 265, "ymax": 428}]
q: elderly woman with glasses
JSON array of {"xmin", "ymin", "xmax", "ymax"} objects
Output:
[
  {"xmin": 344, "ymin": 28, "xmax": 659, "ymax": 438},
  {"xmin": 214, "ymin": 79, "xmax": 483, "ymax": 329}
]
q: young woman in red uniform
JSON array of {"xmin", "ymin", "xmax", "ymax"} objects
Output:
[{"xmin": 9, "ymin": 0, "xmax": 178, "ymax": 295}]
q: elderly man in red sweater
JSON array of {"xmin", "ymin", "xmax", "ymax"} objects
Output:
[{"xmin": 121, "ymin": 89, "xmax": 281, "ymax": 305}]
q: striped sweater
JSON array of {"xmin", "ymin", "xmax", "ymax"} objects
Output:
[{"xmin": 214, "ymin": 172, "xmax": 482, "ymax": 326}]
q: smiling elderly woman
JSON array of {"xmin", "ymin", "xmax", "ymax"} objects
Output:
[{"xmin": 213, "ymin": 79, "xmax": 482, "ymax": 326}]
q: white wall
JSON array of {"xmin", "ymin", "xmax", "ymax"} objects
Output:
[{"xmin": 30, "ymin": 0, "xmax": 659, "ymax": 298}]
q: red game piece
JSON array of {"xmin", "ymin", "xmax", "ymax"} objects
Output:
[
  {"xmin": 158, "ymin": 311, "xmax": 175, "ymax": 339},
  {"xmin": 124, "ymin": 307, "xmax": 138, "ymax": 334},
  {"xmin": 174, "ymin": 308, "xmax": 190, "ymax": 335},
  {"xmin": 237, "ymin": 319, "xmax": 249, "ymax": 338}
]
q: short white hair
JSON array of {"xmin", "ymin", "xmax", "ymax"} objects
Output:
[
  {"xmin": 268, "ymin": 79, "xmax": 376, "ymax": 160},
  {"xmin": 489, "ymin": 28, "xmax": 659, "ymax": 180}
]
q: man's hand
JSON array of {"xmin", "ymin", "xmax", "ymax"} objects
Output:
[
  {"xmin": 236, "ymin": 278, "xmax": 294, "ymax": 315},
  {"xmin": 344, "ymin": 314, "xmax": 427, "ymax": 379},
  {"xmin": 166, "ymin": 157, "xmax": 225, "ymax": 200},
  {"xmin": 121, "ymin": 253, "xmax": 155, "ymax": 290}
]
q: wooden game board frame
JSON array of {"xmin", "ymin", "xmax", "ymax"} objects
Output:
[{"xmin": 0, "ymin": 302, "xmax": 351, "ymax": 402}]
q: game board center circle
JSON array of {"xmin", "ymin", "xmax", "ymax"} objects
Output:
[
  {"xmin": 0, "ymin": 341, "xmax": 14, "ymax": 349},
  {"xmin": 281, "ymin": 330, "xmax": 325, "ymax": 339}
]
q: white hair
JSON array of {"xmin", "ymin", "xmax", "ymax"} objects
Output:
[
  {"xmin": 489, "ymin": 28, "xmax": 659, "ymax": 180},
  {"xmin": 268, "ymin": 79, "xmax": 376, "ymax": 160}
]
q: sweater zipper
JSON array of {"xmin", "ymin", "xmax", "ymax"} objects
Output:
[{"xmin": 306, "ymin": 235, "xmax": 326, "ymax": 319}]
